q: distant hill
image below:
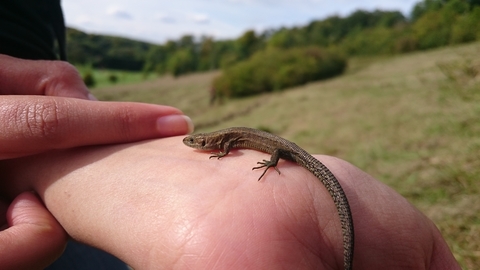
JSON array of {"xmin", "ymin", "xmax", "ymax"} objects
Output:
[
  {"xmin": 66, "ymin": 0, "xmax": 480, "ymax": 75},
  {"xmin": 66, "ymin": 27, "xmax": 154, "ymax": 70}
]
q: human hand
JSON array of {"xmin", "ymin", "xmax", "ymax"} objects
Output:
[
  {"xmin": 0, "ymin": 54, "xmax": 193, "ymax": 159},
  {"xmin": 0, "ymin": 54, "xmax": 190, "ymax": 269},
  {"xmin": 0, "ymin": 54, "xmax": 94, "ymax": 99},
  {"xmin": 0, "ymin": 137, "xmax": 460, "ymax": 269},
  {"xmin": 0, "ymin": 192, "xmax": 67, "ymax": 269}
]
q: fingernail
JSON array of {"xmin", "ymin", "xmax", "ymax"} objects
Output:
[
  {"xmin": 88, "ymin": 93, "xmax": 98, "ymax": 101},
  {"xmin": 156, "ymin": 115, "xmax": 194, "ymax": 136},
  {"xmin": 184, "ymin": 115, "xmax": 195, "ymax": 134}
]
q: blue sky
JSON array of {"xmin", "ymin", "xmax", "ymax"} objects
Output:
[{"xmin": 62, "ymin": 0, "xmax": 420, "ymax": 44}]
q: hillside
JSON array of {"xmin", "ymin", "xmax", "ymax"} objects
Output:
[
  {"xmin": 68, "ymin": 1, "xmax": 480, "ymax": 78},
  {"xmin": 91, "ymin": 41, "xmax": 480, "ymax": 269}
]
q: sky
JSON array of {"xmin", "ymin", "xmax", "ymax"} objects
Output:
[{"xmin": 62, "ymin": 0, "xmax": 420, "ymax": 45}]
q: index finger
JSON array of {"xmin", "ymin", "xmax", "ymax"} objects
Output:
[{"xmin": 0, "ymin": 96, "xmax": 193, "ymax": 159}]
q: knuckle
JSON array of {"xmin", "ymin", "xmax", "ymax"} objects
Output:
[
  {"xmin": 49, "ymin": 61, "xmax": 79, "ymax": 78},
  {"xmin": 42, "ymin": 61, "xmax": 86, "ymax": 96},
  {"xmin": 17, "ymin": 99, "xmax": 66, "ymax": 142},
  {"xmin": 116, "ymin": 105, "xmax": 136, "ymax": 141}
]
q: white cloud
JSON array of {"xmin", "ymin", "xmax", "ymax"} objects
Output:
[
  {"xmin": 75, "ymin": 15, "xmax": 95, "ymax": 26},
  {"xmin": 106, "ymin": 6, "xmax": 133, "ymax": 20},
  {"xmin": 191, "ymin": 14, "xmax": 210, "ymax": 24},
  {"xmin": 155, "ymin": 13, "xmax": 176, "ymax": 24}
]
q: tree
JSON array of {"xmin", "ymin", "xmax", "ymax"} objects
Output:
[
  {"xmin": 410, "ymin": 0, "xmax": 446, "ymax": 21},
  {"xmin": 468, "ymin": 0, "xmax": 480, "ymax": 6},
  {"xmin": 412, "ymin": 10, "xmax": 450, "ymax": 49},
  {"xmin": 442, "ymin": 0, "xmax": 470, "ymax": 16},
  {"xmin": 236, "ymin": 30, "xmax": 262, "ymax": 60},
  {"xmin": 450, "ymin": 6, "xmax": 480, "ymax": 43},
  {"xmin": 267, "ymin": 28, "xmax": 306, "ymax": 49},
  {"xmin": 167, "ymin": 49, "xmax": 196, "ymax": 77},
  {"xmin": 198, "ymin": 36, "xmax": 216, "ymax": 71},
  {"xmin": 143, "ymin": 45, "xmax": 169, "ymax": 74}
]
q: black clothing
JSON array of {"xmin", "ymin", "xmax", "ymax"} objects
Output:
[
  {"xmin": 1, "ymin": 2, "xmax": 128, "ymax": 269},
  {"xmin": 0, "ymin": 0, "xmax": 66, "ymax": 60}
]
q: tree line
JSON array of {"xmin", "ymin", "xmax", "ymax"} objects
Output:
[{"xmin": 66, "ymin": 0, "xmax": 480, "ymax": 76}]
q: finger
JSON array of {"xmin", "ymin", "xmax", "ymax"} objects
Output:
[
  {"xmin": 0, "ymin": 54, "xmax": 92, "ymax": 100},
  {"xmin": 0, "ymin": 192, "xmax": 67, "ymax": 270},
  {"xmin": 0, "ymin": 96, "xmax": 194, "ymax": 159}
]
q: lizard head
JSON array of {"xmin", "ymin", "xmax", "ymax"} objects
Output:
[{"xmin": 183, "ymin": 133, "xmax": 211, "ymax": 150}]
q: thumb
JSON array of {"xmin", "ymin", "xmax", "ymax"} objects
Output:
[
  {"xmin": 0, "ymin": 54, "xmax": 92, "ymax": 100},
  {"xmin": 0, "ymin": 192, "xmax": 67, "ymax": 270}
]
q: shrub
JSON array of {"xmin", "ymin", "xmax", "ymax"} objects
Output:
[
  {"xmin": 108, "ymin": 73, "xmax": 119, "ymax": 84},
  {"xmin": 394, "ymin": 35, "xmax": 418, "ymax": 53},
  {"xmin": 450, "ymin": 7, "xmax": 480, "ymax": 44},
  {"xmin": 83, "ymin": 71, "xmax": 96, "ymax": 87},
  {"xmin": 167, "ymin": 49, "xmax": 196, "ymax": 77},
  {"xmin": 412, "ymin": 11, "xmax": 451, "ymax": 50},
  {"xmin": 213, "ymin": 46, "xmax": 346, "ymax": 98},
  {"xmin": 340, "ymin": 27, "xmax": 400, "ymax": 55}
]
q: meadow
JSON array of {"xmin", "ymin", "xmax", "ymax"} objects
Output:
[{"xmin": 90, "ymin": 41, "xmax": 480, "ymax": 269}]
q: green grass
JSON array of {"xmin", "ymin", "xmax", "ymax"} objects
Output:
[{"xmin": 90, "ymin": 42, "xmax": 480, "ymax": 269}]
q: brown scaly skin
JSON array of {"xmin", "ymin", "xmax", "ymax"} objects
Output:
[{"xmin": 183, "ymin": 127, "xmax": 354, "ymax": 270}]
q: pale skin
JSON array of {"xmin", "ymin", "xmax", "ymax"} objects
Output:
[
  {"xmin": 0, "ymin": 138, "xmax": 461, "ymax": 270},
  {"xmin": 0, "ymin": 54, "xmax": 192, "ymax": 269}
]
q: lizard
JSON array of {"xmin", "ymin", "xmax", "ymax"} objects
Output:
[{"xmin": 183, "ymin": 126, "xmax": 354, "ymax": 270}]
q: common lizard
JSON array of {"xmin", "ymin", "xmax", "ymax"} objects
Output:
[{"xmin": 183, "ymin": 127, "xmax": 354, "ymax": 270}]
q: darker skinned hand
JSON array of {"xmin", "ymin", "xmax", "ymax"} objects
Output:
[
  {"xmin": 0, "ymin": 54, "xmax": 193, "ymax": 159},
  {"xmin": 0, "ymin": 54, "xmax": 191, "ymax": 269}
]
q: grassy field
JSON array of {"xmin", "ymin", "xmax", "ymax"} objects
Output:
[
  {"xmin": 75, "ymin": 65, "xmax": 157, "ymax": 88},
  {"xmin": 91, "ymin": 42, "xmax": 480, "ymax": 269}
]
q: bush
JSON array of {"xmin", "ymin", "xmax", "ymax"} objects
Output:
[
  {"xmin": 340, "ymin": 27, "xmax": 401, "ymax": 55},
  {"xmin": 393, "ymin": 35, "xmax": 418, "ymax": 53},
  {"xmin": 212, "ymin": 47, "xmax": 346, "ymax": 98},
  {"xmin": 450, "ymin": 7, "xmax": 480, "ymax": 44},
  {"xmin": 108, "ymin": 74, "xmax": 119, "ymax": 84},
  {"xmin": 412, "ymin": 11, "xmax": 451, "ymax": 50},
  {"xmin": 83, "ymin": 71, "xmax": 96, "ymax": 87},
  {"xmin": 167, "ymin": 49, "xmax": 196, "ymax": 77}
]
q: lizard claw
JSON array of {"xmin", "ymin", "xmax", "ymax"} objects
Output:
[
  {"xmin": 209, "ymin": 152, "xmax": 227, "ymax": 159},
  {"xmin": 252, "ymin": 160, "xmax": 281, "ymax": 180}
]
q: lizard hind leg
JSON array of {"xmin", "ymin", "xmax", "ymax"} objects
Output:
[{"xmin": 252, "ymin": 159, "xmax": 281, "ymax": 181}]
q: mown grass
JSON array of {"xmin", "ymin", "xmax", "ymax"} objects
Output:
[{"xmin": 90, "ymin": 42, "xmax": 480, "ymax": 269}]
